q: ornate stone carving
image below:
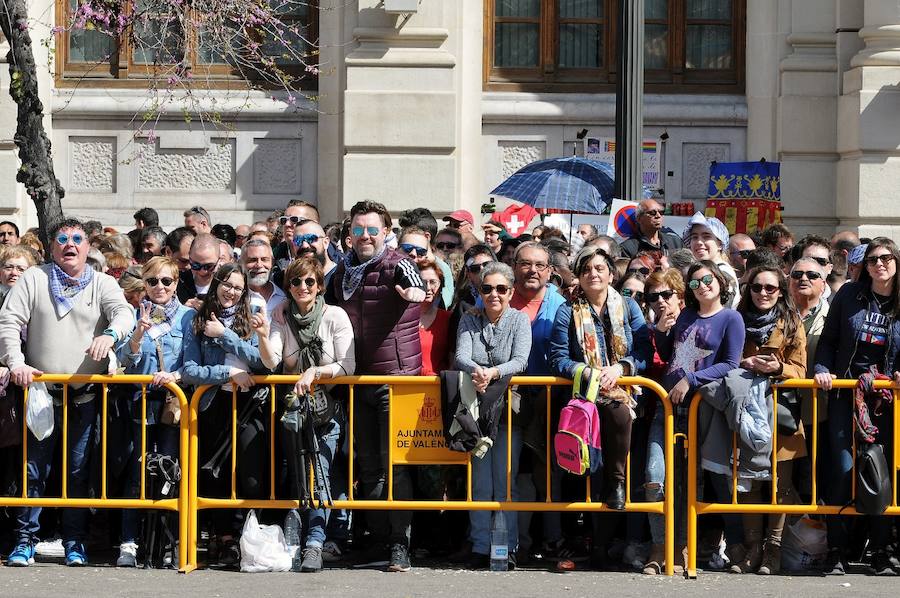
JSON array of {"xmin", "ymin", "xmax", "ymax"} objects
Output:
[
  {"xmin": 70, "ymin": 137, "xmax": 115, "ymax": 192},
  {"xmin": 500, "ymin": 141, "xmax": 546, "ymax": 180},
  {"xmin": 253, "ymin": 138, "xmax": 302, "ymax": 194},
  {"xmin": 137, "ymin": 138, "xmax": 234, "ymax": 191},
  {"xmin": 682, "ymin": 143, "xmax": 731, "ymax": 199}
]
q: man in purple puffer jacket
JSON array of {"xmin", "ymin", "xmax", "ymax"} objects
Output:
[{"xmin": 325, "ymin": 200, "xmax": 426, "ymax": 572}]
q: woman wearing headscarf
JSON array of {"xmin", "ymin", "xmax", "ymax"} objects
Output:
[{"xmin": 682, "ymin": 213, "xmax": 739, "ymax": 308}]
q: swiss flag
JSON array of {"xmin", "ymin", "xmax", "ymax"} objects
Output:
[{"xmin": 495, "ymin": 203, "xmax": 539, "ymax": 237}]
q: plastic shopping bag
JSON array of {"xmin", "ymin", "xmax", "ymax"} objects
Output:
[
  {"xmin": 239, "ymin": 509, "xmax": 292, "ymax": 572},
  {"xmin": 781, "ymin": 516, "xmax": 827, "ymax": 572},
  {"xmin": 25, "ymin": 382, "xmax": 54, "ymax": 441}
]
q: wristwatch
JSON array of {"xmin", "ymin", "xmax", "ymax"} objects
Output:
[{"xmin": 101, "ymin": 328, "xmax": 119, "ymax": 342}]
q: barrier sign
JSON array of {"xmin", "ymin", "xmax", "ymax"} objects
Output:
[{"xmin": 390, "ymin": 384, "xmax": 468, "ymax": 464}]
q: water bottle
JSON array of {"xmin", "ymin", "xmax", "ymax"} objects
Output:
[
  {"xmin": 284, "ymin": 509, "xmax": 302, "ymax": 571},
  {"xmin": 490, "ymin": 511, "xmax": 508, "ymax": 572}
]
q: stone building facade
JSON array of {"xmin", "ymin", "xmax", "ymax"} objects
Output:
[{"xmin": 0, "ymin": 0, "xmax": 898, "ymax": 239}]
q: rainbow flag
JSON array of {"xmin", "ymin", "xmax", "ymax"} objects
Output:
[{"xmin": 642, "ymin": 141, "xmax": 657, "ymax": 153}]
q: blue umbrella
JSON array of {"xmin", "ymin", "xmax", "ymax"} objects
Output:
[{"xmin": 490, "ymin": 157, "xmax": 616, "ymax": 215}]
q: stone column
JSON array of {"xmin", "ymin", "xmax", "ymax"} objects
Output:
[
  {"xmin": 775, "ymin": 0, "xmax": 839, "ymax": 237},
  {"xmin": 341, "ymin": 2, "xmax": 481, "ymax": 219},
  {"xmin": 614, "ymin": 0, "xmax": 644, "ymax": 203},
  {"xmin": 837, "ymin": 0, "xmax": 900, "ymax": 239}
]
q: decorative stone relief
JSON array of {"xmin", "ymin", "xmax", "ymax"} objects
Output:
[
  {"xmin": 70, "ymin": 137, "xmax": 116, "ymax": 192},
  {"xmin": 253, "ymin": 138, "xmax": 302, "ymax": 194},
  {"xmin": 682, "ymin": 143, "xmax": 731, "ymax": 199},
  {"xmin": 500, "ymin": 141, "xmax": 546, "ymax": 180},
  {"xmin": 137, "ymin": 138, "xmax": 234, "ymax": 191}
]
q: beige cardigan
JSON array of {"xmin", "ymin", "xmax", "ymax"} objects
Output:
[{"xmin": 264, "ymin": 303, "xmax": 356, "ymax": 377}]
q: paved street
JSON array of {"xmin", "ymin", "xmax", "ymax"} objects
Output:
[{"xmin": 0, "ymin": 563, "xmax": 896, "ymax": 598}]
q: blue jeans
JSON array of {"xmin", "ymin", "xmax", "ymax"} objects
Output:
[
  {"xmin": 304, "ymin": 417, "xmax": 341, "ymax": 549},
  {"xmin": 470, "ymin": 424, "xmax": 521, "ymax": 555},
  {"xmin": 121, "ymin": 422, "xmax": 180, "ymax": 544},
  {"xmin": 645, "ymin": 407, "xmax": 687, "ymax": 545},
  {"xmin": 15, "ymin": 398, "xmax": 97, "ymax": 548}
]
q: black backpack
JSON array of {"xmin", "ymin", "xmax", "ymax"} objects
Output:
[{"xmin": 855, "ymin": 443, "xmax": 892, "ymax": 516}]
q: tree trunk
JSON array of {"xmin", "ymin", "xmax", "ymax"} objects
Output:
[{"xmin": 0, "ymin": 0, "xmax": 65, "ymax": 249}]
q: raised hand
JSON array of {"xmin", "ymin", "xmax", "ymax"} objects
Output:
[
  {"xmin": 134, "ymin": 302, "xmax": 152, "ymax": 340},
  {"xmin": 204, "ymin": 312, "xmax": 226, "ymax": 338},
  {"xmin": 250, "ymin": 306, "xmax": 270, "ymax": 337},
  {"xmin": 395, "ymin": 284, "xmax": 426, "ymax": 304}
]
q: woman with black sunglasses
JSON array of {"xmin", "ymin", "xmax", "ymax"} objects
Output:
[
  {"xmin": 449, "ymin": 244, "xmax": 497, "ymax": 341},
  {"xmin": 114, "ymin": 256, "xmax": 195, "ymax": 567},
  {"xmin": 182, "ymin": 263, "xmax": 266, "ymax": 567},
  {"xmin": 730, "ymin": 266, "xmax": 807, "ymax": 575},
  {"xmin": 256, "ymin": 256, "xmax": 355, "ymax": 572},
  {"xmin": 455, "ymin": 261, "xmax": 531, "ymax": 570},
  {"xmin": 813, "ymin": 237, "xmax": 900, "ymax": 576},
  {"xmin": 641, "ymin": 268, "xmax": 685, "ymax": 574},
  {"xmin": 549, "ymin": 246, "xmax": 651, "ymax": 569}
]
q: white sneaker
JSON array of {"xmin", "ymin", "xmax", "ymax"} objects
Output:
[
  {"xmin": 117, "ymin": 542, "xmax": 139, "ymax": 567},
  {"xmin": 34, "ymin": 537, "xmax": 65, "ymax": 558},
  {"xmin": 321, "ymin": 540, "xmax": 343, "ymax": 562}
]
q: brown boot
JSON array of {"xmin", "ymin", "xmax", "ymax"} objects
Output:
[
  {"xmin": 642, "ymin": 544, "xmax": 666, "ymax": 575},
  {"xmin": 724, "ymin": 543, "xmax": 746, "ymax": 572},
  {"xmin": 730, "ymin": 542, "xmax": 762, "ymax": 574},
  {"xmin": 757, "ymin": 543, "xmax": 781, "ymax": 575}
]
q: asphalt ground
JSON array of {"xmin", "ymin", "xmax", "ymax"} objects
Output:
[{"xmin": 0, "ymin": 559, "xmax": 897, "ymax": 598}]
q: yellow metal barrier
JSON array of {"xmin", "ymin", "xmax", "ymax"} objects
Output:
[
  {"xmin": 3, "ymin": 374, "xmax": 191, "ymax": 571},
  {"xmin": 686, "ymin": 378, "xmax": 900, "ymax": 578},
  {"xmin": 186, "ymin": 375, "xmax": 675, "ymax": 574}
]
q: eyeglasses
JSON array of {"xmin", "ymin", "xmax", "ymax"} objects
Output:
[
  {"xmin": 480, "ymin": 283, "xmax": 510, "ymax": 295},
  {"xmin": 290, "ymin": 276, "xmax": 317, "ymax": 289},
  {"xmin": 750, "ymin": 282, "xmax": 780, "ymax": 295},
  {"xmin": 279, "ymin": 215, "xmax": 304, "ymax": 226},
  {"xmin": 790, "ymin": 270, "xmax": 823, "ymax": 281},
  {"xmin": 627, "ymin": 267, "xmax": 650, "ymax": 276},
  {"xmin": 515, "ymin": 260, "xmax": 549, "ymax": 272},
  {"xmin": 688, "ymin": 274, "xmax": 714, "ymax": 290},
  {"xmin": 467, "ymin": 262, "xmax": 489, "ymax": 274},
  {"xmin": 642, "ymin": 210, "xmax": 664, "ymax": 217},
  {"xmin": 293, "ymin": 233, "xmax": 320, "ymax": 247},
  {"xmin": 731, "ymin": 249, "xmax": 753, "ymax": 260},
  {"xmin": 646, "ymin": 289, "xmax": 676, "ymax": 303},
  {"xmin": 864, "ymin": 253, "xmax": 896, "ymax": 267},
  {"xmin": 56, "ymin": 233, "xmax": 84, "ymax": 246},
  {"xmin": 400, "ymin": 243, "xmax": 428, "ymax": 258},
  {"xmin": 190, "ymin": 261, "xmax": 218, "ymax": 272},
  {"xmin": 804, "ymin": 256, "xmax": 830, "ymax": 267},
  {"xmin": 218, "ymin": 280, "xmax": 245, "ymax": 294},
  {"xmin": 1, "ymin": 264, "xmax": 26, "ymax": 273},
  {"xmin": 435, "ymin": 241, "xmax": 460, "ymax": 251},
  {"xmin": 144, "ymin": 277, "xmax": 175, "ymax": 288},
  {"xmin": 621, "ymin": 288, "xmax": 644, "ymax": 302},
  {"xmin": 351, "ymin": 226, "xmax": 381, "ymax": 237}
]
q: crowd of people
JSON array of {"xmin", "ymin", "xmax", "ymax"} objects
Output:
[{"xmin": 0, "ymin": 198, "xmax": 896, "ymax": 577}]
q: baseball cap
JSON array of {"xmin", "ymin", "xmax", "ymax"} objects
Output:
[
  {"xmin": 848, "ymin": 243, "xmax": 868, "ymax": 266},
  {"xmin": 443, "ymin": 210, "xmax": 474, "ymax": 227},
  {"xmin": 682, "ymin": 212, "xmax": 729, "ymax": 248}
]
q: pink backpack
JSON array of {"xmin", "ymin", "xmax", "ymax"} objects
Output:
[{"xmin": 555, "ymin": 365, "xmax": 602, "ymax": 476}]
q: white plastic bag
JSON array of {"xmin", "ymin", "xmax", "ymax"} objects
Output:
[
  {"xmin": 239, "ymin": 509, "xmax": 292, "ymax": 572},
  {"xmin": 781, "ymin": 516, "xmax": 827, "ymax": 572},
  {"xmin": 25, "ymin": 382, "xmax": 54, "ymax": 441}
]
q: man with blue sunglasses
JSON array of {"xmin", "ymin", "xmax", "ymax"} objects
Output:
[
  {"xmin": 324, "ymin": 200, "xmax": 426, "ymax": 573},
  {"xmin": 0, "ymin": 218, "xmax": 134, "ymax": 568}
]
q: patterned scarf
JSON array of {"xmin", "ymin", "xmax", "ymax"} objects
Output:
[
  {"xmin": 571, "ymin": 288, "xmax": 633, "ymax": 407},
  {"xmin": 142, "ymin": 297, "xmax": 182, "ymax": 340},
  {"xmin": 219, "ymin": 304, "xmax": 241, "ymax": 329},
  {"xmin": 743, "ymin": 307, "xmax": 779, "ymax": 346},
  {"xmin": 48, "ymin": 262, "xmax": 94, "ymax": 318},
  {"xmin": 342, "ymin": 243, "xmax": 386, "ymax": 301},
  {"xmin": 286, "ymin": 295, "xmax": 326, "ymax": 371},
  {"xmin": 854, "ymin": 367, "xmax": 893, "ymax": 443}
]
